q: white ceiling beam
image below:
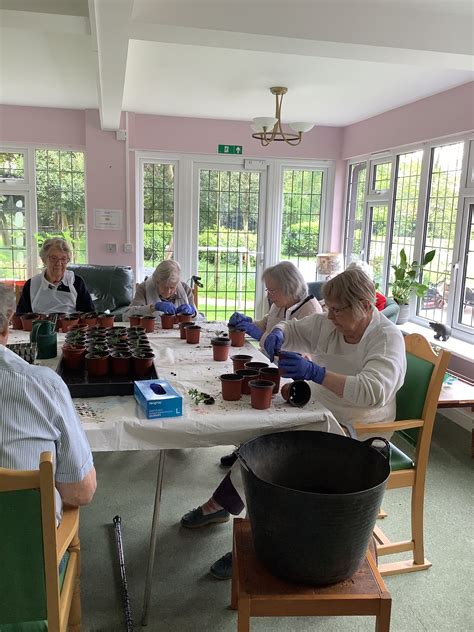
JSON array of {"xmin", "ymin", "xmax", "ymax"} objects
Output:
[
  {"xmin": 129, "ymin": 22, "xmax": 473, "ymax": 73},
  {"xmin": 0, "ymin": 9, "xmax": 90, "ymax": 34},
  {"xmin": 88, "ymin": 0, "xmax": 134, "ymax": 131}
]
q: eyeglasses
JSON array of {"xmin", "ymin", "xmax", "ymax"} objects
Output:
[
  {"xmin": 265, "ymin": 288, "xmax": 279, "ymax": 296},
  {"xmin": 48, "ymin": 255, "xmax": 69, "ymax": 264},
  {"xmin": 326, "ymin": 304, "xmax": 351, "ymax": 316}
]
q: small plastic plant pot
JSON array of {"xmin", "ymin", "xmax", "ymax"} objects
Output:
[
  {"xmin": 82, "ymin": 313, "xmax": 98, "ymax": 328},
  {"xmin": 177, "ymin": 313, "xmax": 194, "ymax": 324},
  {"xmin": 160, "ymin": 313, "xmax": 175, "ymax": 329},
  {"xmin": 211, "ymin": 336, "xmax": 231, "ymax": 361},
  {"xmin": 10, "ymin": 313, "xmax": 23, "ymax": 330},
  {"xmin": 128, "ymin": 326, "xmax": 146, "ymax": 335},
  {"xmin": 220, "ymin": 373, "xmax": 243, "ymax": 401},
  {"xmin": 141, "ymin": 315, "xmax": 156, "ymax": 333},
  {"xmin": 110, "ymin": 351, "xmax": 132, "ymax": 376},
  {"xmin": 235, "ymin": 369, "xmax": 260, "ymax": 395},
  {"xmin": 128, "ymin": 315, "xmax": 142, "ymax": 327},
  {"xmin": 259, "ymin": 366, "xmax": 281, "ymax": 395},
  {"xmin": 248, "ymin": 379, "xmax": 274, "ymax": 410},
  {"xmin": 179, "ymin": 321, "xmax": 194, "ymax": 339},
  {"xmin": 244, "ymin": 361, "xmax": 269, "ymax": 373},
  {"xmin": 228, "ymin": 328, "xmax": 246, "ymax": 347},
  {"xmin": 98, "ymin": 314, "xmax": 115, "ymax": 328},
  {"xmin": 280, "ymin": 380, "xmax": 312, "ymax": 407},
  {"xmin": 85, "ymin": 352, "xmax": 110, "ymax": 377},
  {"xmin": 231, "ymin": 354, "xmax": 253, "ymax": 372},
  {"xmin": 132, "ymin": 351, "xmax": 155, "ymax": 377},
  {"xmin": 185, "ymin": 325, "xmax": 201, "ymax": 344},
  {"xmin": 20, "ymin": 313, "xmax": 38, "ymax": 332},
  {"xmin": 61, "ymin": 344, "xmax": 86, "ymax": 371}
]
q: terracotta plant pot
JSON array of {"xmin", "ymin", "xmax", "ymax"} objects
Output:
[
  {"xmin": 53, "ymin": 313, "xmax": 65, "ymax": 332},
  {"xmin": 211, "ymin": 336, "xmax": 231, "ymax": 361},
  {"xmin": 185, "ymin": 325, "xmax": 201, "ymax": 344},
  {"xmin": 160, "ymin": 313, "xmax": 175, "ymax": 329},
  {"xmin": 128, "ymin": 315, "xmax": 142, "ymax": 327},
  {"xmin": 85, "ymin": 351, "xmax": 109, "ymax": 377},
  {"xmin": 141, "ymin": 315, "xmax": 156, "ymax": 333},
  {"xmin": 81, "ymin": 314, "xmax": 98, "ymax": 328},
  {"xmin": 61, "ymin": 343, "xmax": 86, "ymax": 371},
  {"xmin": 10, "ymin": 313, "xmax": 23, "ymax": 330},
  {"xmin": 111, "ymin": 351, "xmax": 132, "ymax": 376},
  {"xmin": 244, "ymin": 361, "xmax": 269, "ymax": 373},
  {"xmin": 228, "ymin": 328, "xmax": 246, "ymax": 347},
  {"xmin": 179, "ymin": 314, "xmax": 194, "ymax": 324},
  {"xmin": 248, "ymin": 379, "xmax": 274, "ymax": 410},
  {"xmin": 98, "ymin": 314, "xmax": 115, "ymax": 328},
  {"xmin": 179, "ymin": 322, "xmax": 195, "ymax": 339},
  {"xmin": 220, "ymin": 373, "xmax": 243, "ymax": 401},
  {"xmin": 128, "ymin": 326, "xmax": 146, "ymax": 335},
  {"xmin": 132, "ymin": 351, "xmax": 155, "ymax": 377},
  {"xmin": 235, "ymin": 369, "xmax": 260, "ymax": 395},
  {"xmin": 20, "ymin": 313, "xmax": 38, "ymax": 332},
  {"xmin": 231, "ymin": 354, "xmax": 253, "ymax": 372},
  {"xmin": 259, "ymin": 367, "xmax": 281, "ymax": 395},
  {"xmin": 280, "ymin": 380, "xmax": 312, "ymax": 407}
]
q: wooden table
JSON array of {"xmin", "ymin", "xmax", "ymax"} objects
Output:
[{"xmin": 437, "ymin": 372, "xmax": 474, "ymax": 457}]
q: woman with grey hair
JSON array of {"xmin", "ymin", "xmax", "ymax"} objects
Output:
[
  {"xmin": 228, "ymin": 261, "xmax": 322, "ymax": 348},
  {"xmin": 16, "ymin": 237, "xmax": 94, "ymax": 315},
  {"xmin": 125, "ymin": 259, "xmax": 196, "ymax": 318}
]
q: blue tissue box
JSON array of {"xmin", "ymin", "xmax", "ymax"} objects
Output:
[{"xmin": 134, "ymin": 379, "xmax": 183, "ymax": 419}]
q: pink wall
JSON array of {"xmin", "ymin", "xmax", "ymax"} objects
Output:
[
  {"xmin": 0, "ymin": 105, "xmax": 85, "ymax": 147},
  {"xmin": 342, "ymin": 81, "xmax": 474, "ymax": 159}
]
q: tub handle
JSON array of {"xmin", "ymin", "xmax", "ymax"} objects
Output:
[
  {"xmin": 235, "ymin": 449, "xmax": 253, "ymax": 474},
  {"xmin": 364, "ymin": 437, "xmax": 390, "ymax": 461}
]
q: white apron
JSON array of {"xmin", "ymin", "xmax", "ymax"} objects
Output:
[{"xmin": 30, "ymin": 270, "xmax": 78, "ymax": 314}]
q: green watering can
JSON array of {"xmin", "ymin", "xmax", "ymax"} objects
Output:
[{"xmin": 30, "ymin": 320, "xmax": 57, "ymax": 360}]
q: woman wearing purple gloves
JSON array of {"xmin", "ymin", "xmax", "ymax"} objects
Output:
[
  {"xmin": 124, "ymin": 259, "xmax": 196, "ymax": 320},
  {"xmin": 180, "ymin": 268, "xmax": 406, "ymax": 580}
]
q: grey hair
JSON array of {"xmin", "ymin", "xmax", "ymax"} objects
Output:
[
  {"xmin": 263, "ymin": 261, "xmax": 308, "ymax": 302},
  {"xmin": 39, "ymin": 237, "xmax": 72, "ymax": 263},
  {"xmin": 152, "ymin": 259, "xmax": 181, "ymax": 286},
  {"xmin": 323, "ymin": 268, "xmax": 375, "ymax": 319},
  {"xmin": 346, "ymin": 259, "xmax": 375, "ymax": 281},
  {"xmin": 0, "ymin": 283, "xmax": 15, "ymax": 330}
]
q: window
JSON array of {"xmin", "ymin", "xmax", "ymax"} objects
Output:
[
  {"xmin": 0, "ymin": 151, "xmax": 26, "ymax": 182},
  {"xmin": 344, "ymin": 137, "xmax": 472, "ymax": 341}
]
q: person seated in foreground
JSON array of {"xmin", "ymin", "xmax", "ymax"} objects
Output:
[
  {"xmin": 221, "ymin": 260, "xmax": 322, "ymax": 467},
  {"xmin": 181, "ymin": 268, "xmax": 406, "ymax": 579},
  {"xmin": 124, "ymin": 259, "xmax": 196, "ymax": 320},
  {"xmin": 16, "ymin": 237, "xmax": 95, "ymax": 315},
  {"xmin": 0, "ymin": 283, "xmax": 97, "ymax": 524},
  {"xmin": 345, "ymin": 260, "xmax": 387, "ymax": 311}
]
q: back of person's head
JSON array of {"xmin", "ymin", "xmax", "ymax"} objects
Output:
[
  {"xmin": 323, "ymin": 268, "xmax": 375, "ymax": 318},
  {"xmin": 0, "ymin": 283, "xmax": 15, "ymax": 333},
  {"xmin": 263, "ymin": 261, "xmax": 308, "ymax": 301},
  {"xmin": 152, "ymin": 259, "xmax": 181, "ymax": 286},
  {"xmin": 345, "ymin": 259, "xmax": 375, "ymax": 281}
]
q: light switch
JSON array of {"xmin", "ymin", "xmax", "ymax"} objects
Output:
[{"xmin": 106, "ymin": 243, "xmax": 117, "ymax": 253}]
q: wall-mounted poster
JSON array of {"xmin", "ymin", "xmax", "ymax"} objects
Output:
[{"xmin": 93, "ymin": 209, "xmax": 123, "ymax": 230}]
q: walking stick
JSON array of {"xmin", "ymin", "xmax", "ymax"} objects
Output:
[{"xmin": 113, "ymin": 515, "xmax": 134, "ymax": 632}]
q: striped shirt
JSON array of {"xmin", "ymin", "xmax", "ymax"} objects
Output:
[{"xmin": 0, "ymin": 345, "xmax": 94, "ymax": 521}]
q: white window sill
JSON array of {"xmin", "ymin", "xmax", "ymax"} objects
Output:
[{"xmin": 398, "ymin": 321, "xmax": 472, "ymax": 363}]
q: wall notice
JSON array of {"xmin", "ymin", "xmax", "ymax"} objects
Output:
[{"xmin": 93, "ymin": 209, "xmax": 123, "ymax": 231}]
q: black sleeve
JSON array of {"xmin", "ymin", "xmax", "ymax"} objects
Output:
[
  {"xmin": 15, "ymin": 279, "xmax": 32, "ymax": 314},
  {"xmin": 74, "ymin": 275, "xmax": 95, "ymax": 312}
]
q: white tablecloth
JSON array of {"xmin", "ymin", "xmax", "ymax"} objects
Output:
[{"xmin": 8, "ymin": 323, "xmax": 341, "ymax": 451}]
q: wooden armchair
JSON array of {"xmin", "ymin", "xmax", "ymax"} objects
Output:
[
  {"xmin": 355, "ymin": 333, "xmax": 451, "ymax": 576},
  {"xmin": 0, "ymin": 452, "xmax": 81, "ymax": 631}
]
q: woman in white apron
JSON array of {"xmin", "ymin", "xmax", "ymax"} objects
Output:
[{"xmin": 16, "ymin": 238, "xmax": 95, "ymax": 315}]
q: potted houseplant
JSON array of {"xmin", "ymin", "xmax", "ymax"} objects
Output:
[{"xmin": 389, "ymin": 248, "xmax": 436, "ymax": 324}]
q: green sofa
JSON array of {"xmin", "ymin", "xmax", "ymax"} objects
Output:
[{"xmin": 67, "ymin": 263, "xmax": 134, "ymax": 321}]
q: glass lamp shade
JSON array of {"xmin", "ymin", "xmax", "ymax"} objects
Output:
[
  {"xmin": 253, "ymin": 117, "xmax": 277, "ymax": 131},
  {"xmin": 289, "ymin": 122, "xmax": 314, "ymax": 133}
]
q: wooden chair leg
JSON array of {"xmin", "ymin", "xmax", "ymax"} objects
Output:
[
  {"xmin": 68, "ymin": 534, "xmax": 82, "ymax": 630},
  {"xmin": 411, "ymin": 482, "xmax": 427, "ymax": 566},
  {"xmin": 376, "ymin": 598, "xmax": 392, "ymax": 632},
  {"xmin": 238, "ymin": 596, "xmax": 250, "ymax": 632}
]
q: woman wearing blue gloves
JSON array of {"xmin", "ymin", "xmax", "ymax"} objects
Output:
[{"xmin": 124, "ymin": 259, "xmax": 196, "ymax": 320}]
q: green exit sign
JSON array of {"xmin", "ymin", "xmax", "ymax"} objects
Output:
[{"xmin": 218, "ymin": 144, "xmax": 243, "ymax": 155}]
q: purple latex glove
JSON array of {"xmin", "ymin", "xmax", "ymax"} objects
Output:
[
  {"xmin": 176, "ymin": 303, "xmax": 195, "ymax": 316},
  {"xmin": 263, "ymin": 329, "xmax": 284, "ymax": 362},
  {"xmin": 154, "ymin": 301, "xmax": 176, "ymax": 315},
  {"xmin": 278, "ymin": 351, "xmax": 326, "ymax": 384},
  {"xmin": 238, "ymin": 320, "xmax": 263, "ymax": 341},
  {"xmin": 228, "ymin": 312, "xmax": 252, "ymax": 328}
]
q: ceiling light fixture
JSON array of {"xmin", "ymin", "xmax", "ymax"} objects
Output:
[{"xmin": 251, "ymin": 87, "xmax": 314, "ymax": 147}]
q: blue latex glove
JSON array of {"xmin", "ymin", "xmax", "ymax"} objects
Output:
[
  {"xmin": 228, "ymin": 312, "xmax": 252, "ymax": 328},
  {"xmin": 263, "ymin": 329, "xmax": 284, "ymax": 362},
  {"xmin": 278, "ymin": 351, "xmax": 326, "ymax": 384},
  {"xmin": 154, "ymin": 301, "xmax": 177, "ymax": 315},
  {"xmin": 176, "ymin": 303, "xmax": 195, "ymax": 316},
  {"xmin": 238, "ymin": 320, "xmax": 263, "ymax": 341}
]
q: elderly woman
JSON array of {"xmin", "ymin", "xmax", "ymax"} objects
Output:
[
  {"xmin": 228, "ymin": 261, "xmax": 322, "ymax": 348},
  {"xmin": 345, "ymin": 260, "xmax": 387, "ymax": 310},
  {"xmin": 181, "ymin": 268, "xmax": 406, "ymax": 580},
  {"xmin": 16, "ymin": 238, "xmax": 94, "ymax": 315},
  {"xmin": 124, "ymin": 259, "xmax": 196, "ymax": 319}
]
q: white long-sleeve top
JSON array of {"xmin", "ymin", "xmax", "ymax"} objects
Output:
[{"xmin": 278, "ymin": 308, "xmax": 406, "ymax": 434}]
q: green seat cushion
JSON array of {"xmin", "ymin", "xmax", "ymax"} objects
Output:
[{"xmin": 389, "ymin": 442, "xmax": 415, "ymax": 471}]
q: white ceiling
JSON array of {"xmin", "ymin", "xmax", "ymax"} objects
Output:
[{"xmin": 0, "ymin": 0, "xmax": 473, "ymax": 130}]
